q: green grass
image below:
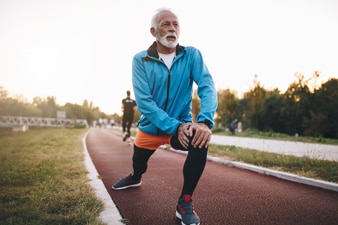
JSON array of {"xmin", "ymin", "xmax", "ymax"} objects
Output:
[
  {"xmin": 208, "ymin": 144, "xmax": 338, "ymax": 183},
  {"xmin": 209, "ymin": 129, "xmax": 338, "ymax": 183},
  {"xmin": 0, "ymin": 128, "xmax": 105, "ymax": 225},
  {"xmin": 211, "ymin": 128, "xmax": 338, "ymax": 183}
]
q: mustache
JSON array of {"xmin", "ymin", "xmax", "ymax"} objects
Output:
[{"xmin": 163, "ymin": 32, "xmax": 177, "ymax": 39}]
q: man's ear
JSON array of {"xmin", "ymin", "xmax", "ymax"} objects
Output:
[{"xmin": 150, "ymin": 27, "xmax": 156, "ymax": 37}]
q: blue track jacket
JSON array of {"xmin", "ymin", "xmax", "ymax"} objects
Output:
[{"xmin": 132, "ymin": 42, "xmax": 218, "ymax": 136}]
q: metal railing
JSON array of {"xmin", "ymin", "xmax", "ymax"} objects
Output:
[{"xmin": 0, "ymin": 116, "xmax": 88, "ymax": 128}]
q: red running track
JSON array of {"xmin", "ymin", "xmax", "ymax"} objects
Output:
[{"xmin": 86, "ymin": 128, "xmax": 338, "ymax": 225}]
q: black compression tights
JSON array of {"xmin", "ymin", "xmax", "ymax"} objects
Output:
[
  {"xmin": 131, "ymin": 146, "xmax": 155, "ymax": 180},
  {"xmin": 132, "ymin": 135, "xmax": 208, "ymax": 198}
]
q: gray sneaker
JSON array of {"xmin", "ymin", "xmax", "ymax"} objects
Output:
[
  {"xmin": 112, "ymin": 173, "xmax": 141, "ymax": 190},
  {"xmin": 176, "ymin": 194, "xmax": 200, "ymax": 225}
]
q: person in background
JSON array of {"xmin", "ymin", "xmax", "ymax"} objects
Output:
[
  {"xmin": 112, "ymin": 8, "xmax": 218, "ymax": 225},
  {"xmin": 121, "ymin": 90, "xmax": 137, "ymax": 143},
  {"xmin": 228, "ymin": 118, "xmax": 238, "ymax": 135}
]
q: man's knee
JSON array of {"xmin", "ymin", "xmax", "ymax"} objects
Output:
[{"xmin": 170, "ymin": 135, "xmax": 208, "ymax": 152}]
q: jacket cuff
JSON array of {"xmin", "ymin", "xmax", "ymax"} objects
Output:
[{"xmin": 201, "ymin": 119, "xmax": 212, "ymax": 129}]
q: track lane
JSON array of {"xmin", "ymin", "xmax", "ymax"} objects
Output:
[{"xmin": 86, "ymin": 128, "xmax": 338, "ymax": 225}]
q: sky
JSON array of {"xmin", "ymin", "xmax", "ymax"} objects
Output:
[{"xmin": 1, "ymin": 0, "xmax": 337, "ymax": 115}]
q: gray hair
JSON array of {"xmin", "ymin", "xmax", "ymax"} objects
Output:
[{"xmin": 151, "ymin": 8, "xmax": 178, "ymax": 29}]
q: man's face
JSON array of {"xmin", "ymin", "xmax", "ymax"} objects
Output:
[{"xmin": 154, "ymin": 11, "xmax": 180, "ymax": 49}]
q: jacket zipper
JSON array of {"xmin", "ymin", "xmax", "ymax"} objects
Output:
[
  {"xmin": 157, "ymin": 56, "xmax": 175, "ymax": 135},
  {"xmin": 164, "ymin": 69, "xmax": 170, "ymax": 111}
]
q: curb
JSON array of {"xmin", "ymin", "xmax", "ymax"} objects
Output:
[
  {"xmin": 82, "ymin": 131, "xmax": 124, "ymax": 225},
  {"xmin": 163, "ymin": 146, "xmax": 338, "ymax": 192}
]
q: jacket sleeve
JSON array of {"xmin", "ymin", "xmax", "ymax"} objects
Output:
[
  {"xmin": 191, "ymin": 48, "xmax": 218, "ymax": 128},
  {"xmin": 132, "ymin": 54, "xmax": 182, "ymax": 134}
]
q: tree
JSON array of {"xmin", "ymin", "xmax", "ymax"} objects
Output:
[
  {"xmin": 0, "ymin": 97, "xmax": 40, "ymax": 117},
  {"xmin": 216, "ymin": 89, "xmax": 239, "ymax": 128},
  {"xmin": 0, "ymin": 86, "xmax": 113, "ymax": 127},
  {"xmin": 32, "ymin": 96, "xmax": 59, "ymax": 117},
  {"xmin": 191, "ymin": 90, "xmax": 200, "ymax": 122},
  {"xmin": 303, "ymin": 110, "xmax": 329, "ymax": 137},
  {"xmin": 0, "ymin": 86, "xmax": 8, "ymax": 99},
  {"xmin": 309, "ymin": 78, "xmax": 338, "ymax": 138},
  {"xmin": 258, "ymin": 89, "xmax": 286, "ymax": 132},
  {"xmin": 283, "ymin": 72, "xmax": 312, "ymax": 135},
  {"xmin": 243, "ymin": 79, "xmax": 267, "ymax": 130}
]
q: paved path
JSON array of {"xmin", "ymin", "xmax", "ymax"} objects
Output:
[
  {"xmin": 85, "ymin": 128, "xmax": 338, "ymax": 225},
  {"xmin": 211, "ymin": 135, "xmax": 338, "ymax": 161}
]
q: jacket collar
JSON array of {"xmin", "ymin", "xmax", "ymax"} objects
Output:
[{"xmin": 147, "ymin": 41, "xmax": 185, "ymax": 58}]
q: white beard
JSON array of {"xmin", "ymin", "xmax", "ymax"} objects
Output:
[{"xmin": 156, "ymin": 32, "xmax": 178, "ymax": 48}]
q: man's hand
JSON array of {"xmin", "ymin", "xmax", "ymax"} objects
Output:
[
  {"xmin": 177, "ymin": 123, "xmax": 192, "ymax": 149},
  {"xmin": 190, "ymin": 123, "xmax": 212, "ymax": 148},
  {"xmin": 177, "ymin": 122, "xmax": 212, "ymax": 149}
]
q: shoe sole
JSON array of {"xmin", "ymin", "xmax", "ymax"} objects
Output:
[
  {"xmin": 175, "ymin": 211, "xmax": 200, "ymax": 225},
  {"xmin": 112, "ymin": 182, "xmax": 141, "ymax": 190}
]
